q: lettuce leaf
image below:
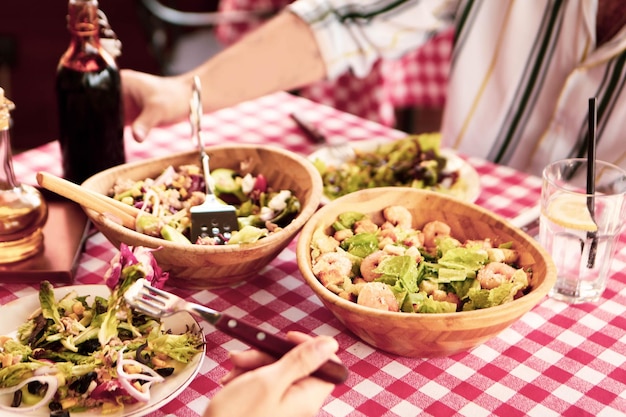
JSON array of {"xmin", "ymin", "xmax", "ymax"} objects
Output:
[
  {"xmin": 334, "ymin": 212, "xmax": 366, "ymax": 230},
  {"xmin": 341, "ymin": 232, "xmax": 378, "ymax": 258},
  {"xmin": 463, "ymin": 269, "xmax": 529, "ymax": 310},
  {"xmin": 38, "ymin": 281, "xmax": 63, "ymax": 329},
  {"xmin": 438, "ymin": 244, "xmax": 488, "ymax": 273},
  {"xmin": 228, "ymin": 225, "xmax": 269, "ymax": 244},
  {"xmin": 1, "ymin": 339, "xmax": 32, "ymax": 358},
  {"xmin": 0, "ymin": 363, "xmax": 42, "ymax": 388},
  {"xmin": 417, "ymin": 297, "xmax": 457, "ymax": 314},
  {"xmin": 402, "ymin": 292, "xmax": 457, "ymax": 313},
  {"xmin": 375, "ymin": 255, "xmax": 419, "ymax": 294},
  {"xmin": 149, "ymin": 333, "xmax": 204, "ymax": 364}
]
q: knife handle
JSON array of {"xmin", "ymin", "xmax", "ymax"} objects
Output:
[{"xmin": 212, "ymin": 313, "xmax": 349, "ymax": 385}]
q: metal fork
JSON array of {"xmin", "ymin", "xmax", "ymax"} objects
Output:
[{"xmin": 124, "ymin": 279, "xmax": 349, "ymax": 385}]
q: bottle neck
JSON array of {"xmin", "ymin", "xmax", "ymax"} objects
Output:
[
  {"xmin": 0, "ymin": 91, "xmax": 13, "ymax": 131},
  {"xmin": 67, "ymin": 0, "xmax": 100, "ymax": 42},
  {"xmin": 0, "ymin": 96, "xmax": 18, "ymax": 190}
]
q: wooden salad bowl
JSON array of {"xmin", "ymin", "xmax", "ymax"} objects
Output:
[
  {"xmin": 296, "ymin": 187, "xmax": 556, "ymax": 357},
  {"xmin": 81, "ymin": 144, "xmax": 322, "ymax": 289}
]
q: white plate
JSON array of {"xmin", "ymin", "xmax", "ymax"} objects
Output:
[
  {"xmin": 0, "ymin": 285, "xmax": 205, "ymax": 417},
  {"xmin": 308, "ymin": 139, "xmax": 481, "ymax": 204}
]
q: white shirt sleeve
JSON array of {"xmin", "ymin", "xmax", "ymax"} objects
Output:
[{"xmin": 288, "ymin": 0, "xmax": 457, "ymax": 79}]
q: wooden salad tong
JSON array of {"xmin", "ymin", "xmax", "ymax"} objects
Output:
[{"xmin": 36, "ymin": 171, "xmax": 139, "ymax": 230}]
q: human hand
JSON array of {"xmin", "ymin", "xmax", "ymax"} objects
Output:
[
  {"xmin": 121, "ymin": 69, "xmax": 192, "ymax": 142},
  {"xmin": 203, "ymin": 332, "xmax": 340, "ymax": 417}
]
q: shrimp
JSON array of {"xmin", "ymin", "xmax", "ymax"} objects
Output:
[
  {"xmin": 476, "ymin": 262, "xmax": 518, "ymax": 290},
  {"xmin": 379, "ymin": 228, "xmax": 399, "ymax": 243},
  {"xmin": 354, "ymin": 218, "xmax": 378, "ymax": 234},
  {"xmin": 312, "ymin": 252, "xmax": 352, "ymax": 288},
  {"xmin": 360, "ymin": 250, "xmax": 387, "ymax": 282},
  {"xmin": 403, "ymin": 232, "xmax": 425, "ymax": 248},
  {"xmin": 422, "ymin": 220, "xmax": 451, "ymax": 248},
  {"xmin": 380, "ymin": 221, "xmax": 396, "ymax": 230},
  {"xmin": 383, "ymin": 206, "xmax": 412, "ymax": 230},
  {"xmin": 357, "ymin": 282, "xmax": 399, "ymax": 312}
]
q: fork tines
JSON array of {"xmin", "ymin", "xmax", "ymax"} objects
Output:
[{"xmin": 128, "ymin": 283, "xmax": 168, "ymax": 317}]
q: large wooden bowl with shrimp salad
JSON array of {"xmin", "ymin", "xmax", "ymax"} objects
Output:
[
  {"xmin": 296, "ymin": 187, "xmax": 556, "ymax": 357},
  {"xmin": 81, "ymin": 144, "xmax": 323, "ymax": 289}
]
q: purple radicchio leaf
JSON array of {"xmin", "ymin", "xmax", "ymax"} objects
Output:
[
  {"xmin": 132, "ymin": 246, "xmax": 169, "ymax": 289},
  {"xmin": 103, "ymin": 244, "xmax": 168, "ymax": 289}
]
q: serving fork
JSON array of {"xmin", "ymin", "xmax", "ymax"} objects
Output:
[
  {"xmin": 124, "ymin": 279, "xmax": 349, "ymax": 385},
  {"xmin": 189, "ymin": 76, "xmax": 239, "ymax": 243}
]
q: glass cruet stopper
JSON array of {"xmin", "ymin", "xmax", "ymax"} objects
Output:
[{"xmin": 0, "ymin": 87, "xmax": 49, "ymax": 264}]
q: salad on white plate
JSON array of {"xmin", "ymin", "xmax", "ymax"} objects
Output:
[
  {"xmin": 0, "ymin": 244, "xmax": 205, "ymax": 416},
  {"xmin": 309, "ymin": 133, "xmax": 481, "ymax": 204}
]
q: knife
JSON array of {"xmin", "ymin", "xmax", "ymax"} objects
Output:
[{"xmin": 509, "ymin": 204, "xmax": 541, "ymax": 237}]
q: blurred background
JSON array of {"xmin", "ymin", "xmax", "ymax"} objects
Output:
[
  {"xmin": 0, "ymin": 0, "xmax": 220, "ymax": 152},
  {"xmin": 1, "ymin": 0, "xmax": 445, "ymax": 153}
]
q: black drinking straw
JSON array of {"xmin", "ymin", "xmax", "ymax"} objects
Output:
[{"xmin": 586, "ymin": 97, "xmax": 598, "ymax": 268}]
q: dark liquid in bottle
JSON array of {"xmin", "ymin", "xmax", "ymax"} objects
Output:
[{"xmin": 56, "ymin": 65, "xmax": 125, "ymax": 184}]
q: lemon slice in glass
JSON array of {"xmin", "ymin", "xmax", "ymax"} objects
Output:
[{"xmin": 545, "ymin": 193, "xmax": 598, "ymax": 231}]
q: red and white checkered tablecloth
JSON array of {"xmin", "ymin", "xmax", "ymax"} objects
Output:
[
  {"xmin": 5, "ymin": 91, "xmax": 626, "ymax": 417},
  {"xmin": 216, "ymin": 0, "xmax": 452, "ymax": 127}
]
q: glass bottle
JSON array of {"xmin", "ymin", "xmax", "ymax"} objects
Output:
[
  {"xmin": 0, "ymin": 87, "xmax": 48, "ymax": 264},
  {"xmin": 56, "ymin": 0, "xmax": 125, "ymax": 184}
]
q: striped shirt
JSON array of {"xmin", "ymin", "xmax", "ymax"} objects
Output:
[{"xmin": 290, "ymin": 0, "xmax": 626, "ymax": 176}]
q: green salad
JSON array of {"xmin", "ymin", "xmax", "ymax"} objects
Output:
[
  {"xmin": 0, "ymin": 245, "xmax": 204, "ymax": 416},
  {"xmin": 310, "ymin": 207, "xmax": 531, "ymax": 313},
  {"xmin": 109, "ymin": 164, "xmax": 301, "ymax": 245},
  {"xmin": 312, "ymin": 133, "xmax": 468, "ymax": 201}
]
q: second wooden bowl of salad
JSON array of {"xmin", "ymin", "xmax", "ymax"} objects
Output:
[
  {"xmin": 296, "ymin": 187, "xmax": 556, "ymax": 357},
  {"xmin": 82, "ymin": 144, "xmax": 322, "ymax": 289}
]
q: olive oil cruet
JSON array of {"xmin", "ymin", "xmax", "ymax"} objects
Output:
[{"xmin": 0, "ymin": 87, "xmax": 48, "ymax": 264}]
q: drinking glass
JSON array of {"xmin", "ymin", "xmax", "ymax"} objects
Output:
[{"xmin": 539, "ymin": 158, "xmax": 626, "ymax": 303}]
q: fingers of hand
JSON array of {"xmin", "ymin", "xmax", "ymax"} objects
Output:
[
  {"xmin": 220, "ymin": 350, "xmax": 275, "ymax": 385},
  {"xmin": 220, "ymin": 333, "xmax": 341, "ymax": 388},
  {"xmin": 285, "ymin": 330, "xmax": 313, "ymax": 344},
  {"xmin": 287, "ymin": 331, "xmax": 341, "ymax": 363},
  {"xmin": 272, "ymin": 335, "xmax": 339, "ymax": 388}
]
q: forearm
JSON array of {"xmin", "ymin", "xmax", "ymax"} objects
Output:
[{"xmin": 185, "ymin": 10, "xmax": 326, "ymax": 112}]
